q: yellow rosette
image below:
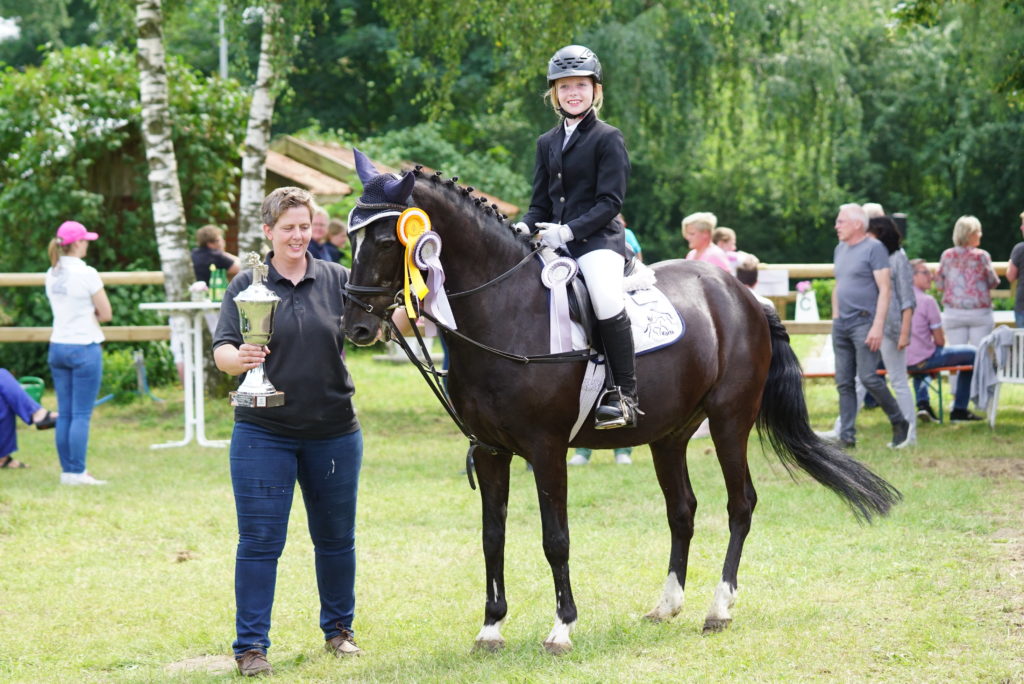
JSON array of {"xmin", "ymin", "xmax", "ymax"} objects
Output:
[{"xmin": 397, "ymin": 207, "xmax": 431, "ymax": 318}]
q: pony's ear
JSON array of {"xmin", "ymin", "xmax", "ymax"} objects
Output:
[
  {"xmin": 384, "ymin": 170, "xmax": 415, "ymax": 204},
  {"xmin": 353, "ymin": 147, "xmax": 380, "ymax": 185}
]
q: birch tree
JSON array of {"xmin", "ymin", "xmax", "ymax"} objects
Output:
[
  {"xmin": 236, "ymin": 0, "xmax": 281, "ymax": 252},
  {"xmin": 231, "ymin": 0, "xmax": 326, "ymax": 251},
  {"xmin": 136, "ymin": 0, "xmax": 191, "ymax": 301}
]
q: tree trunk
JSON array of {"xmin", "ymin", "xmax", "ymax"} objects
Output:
[
  {"xmin": 136, "ymin": 0, "xmax": 191, "ymax": 302},
  {"xmin": 236, "ymin": 1, "xmax": 281, "ymax": 253}
]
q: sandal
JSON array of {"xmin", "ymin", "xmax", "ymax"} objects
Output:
[
  {"xmin": 34, "ymin": 410, "xmax": 57, "ymax": 430},
  {"xmin": 0, "ymin": 455, "xmax": 28, "ymax": 469}
]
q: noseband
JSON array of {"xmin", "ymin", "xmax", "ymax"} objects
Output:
[{"xmin": 344, "ymin": 282, "xmax": 397, "ymax": 316}]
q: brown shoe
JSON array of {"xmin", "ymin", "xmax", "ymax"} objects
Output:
[
  {"xmin": 236, "ymin": 649, "xmax": 272, "ymax": 676},
  {"xmin": 325, "ymin": 628, "xmax": 362, "ymax": 657}
]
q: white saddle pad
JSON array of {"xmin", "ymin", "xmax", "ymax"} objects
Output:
[{"xmin": 569, "ymin": 284, "xmax": 684, "ymax": 441}]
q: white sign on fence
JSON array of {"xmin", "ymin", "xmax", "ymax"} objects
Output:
[
  {"xmin": 754, "ymin": 269, "xmax": 789, "ymax": 296},
  {"xmin": 795, "ymin": 289, "xmax": 820, "ymax": 322}
]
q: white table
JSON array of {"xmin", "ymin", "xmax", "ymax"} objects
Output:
[{"xmin": 139, "ymin": 300, "xmax": 230, "ymax": 449}]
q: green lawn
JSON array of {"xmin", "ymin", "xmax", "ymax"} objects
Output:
[{"xmin": 1, "ymin": 346, "xmax": 1022, "ymax": 682}]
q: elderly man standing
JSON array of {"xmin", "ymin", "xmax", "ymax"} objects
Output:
[{"xmin": 831, "ymin": 203, "xmax": 911, "ymax": 449}]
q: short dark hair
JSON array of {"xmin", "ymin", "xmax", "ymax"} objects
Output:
[
  {"xmin": 867, "ymin": 216, "xmax": 901, "ymax": 255},
  {"xmin": 735, "ymin": 251, "xmax": 759, "ymax": 287}
]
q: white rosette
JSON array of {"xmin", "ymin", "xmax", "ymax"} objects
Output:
[
  {"xmin": 413, "ymin": 231, "xmax": 456, "ymax": 330},
  {"xmin": 541, "ymin": 256, "xmax": 578, "ymax": 353}
]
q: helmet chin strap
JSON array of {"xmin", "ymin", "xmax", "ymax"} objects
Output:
[{"xmin": 559, "ymin": 105, "xmax": 592, "ymax": 121}]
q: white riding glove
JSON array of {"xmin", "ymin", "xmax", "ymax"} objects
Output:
[
  {"xmin": 511, "ymin": 221, "xmax": 530, "ymax": 236},
  {"xmin": 535, "ymin": 222, "xmax": 574, "ymax": 250}
]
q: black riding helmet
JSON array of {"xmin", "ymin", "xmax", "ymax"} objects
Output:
[{"xmin": 547, "ymin": 45, "xmax": 602, "ymax": 86}]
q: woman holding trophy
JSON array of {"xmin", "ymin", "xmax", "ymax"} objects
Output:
[{"xmin": 213, "ymin": 186, "xmax": 362, "ymax": 677}]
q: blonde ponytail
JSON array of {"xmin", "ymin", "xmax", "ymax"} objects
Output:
[{"xmin": 48, "ymin": 238, "xmax": 73, "ymax": 269}]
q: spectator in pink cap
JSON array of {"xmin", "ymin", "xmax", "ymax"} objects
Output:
[
  {"xmin": 45, "ymin": 220, "xmax": 112, "ymax": 485},
  {"xmin": 56, "ymin": 220, "xmax": 99, "ymax": 244}
]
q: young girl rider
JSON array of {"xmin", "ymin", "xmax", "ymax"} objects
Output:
[{"xmin": 514, "ymin": 45, "xmax": 636, "ymax": 429}]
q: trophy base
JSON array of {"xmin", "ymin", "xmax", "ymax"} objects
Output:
[{"xmin": 230, "ymin": 390, "xmax": 286, "ymax": 408}]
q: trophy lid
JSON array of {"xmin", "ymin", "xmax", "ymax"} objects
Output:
[{"xmin": 235, "ymin": 252, "xmax": 280, "ymax": 303}]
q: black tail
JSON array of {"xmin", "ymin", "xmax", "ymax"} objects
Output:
[{"xmin": 755, "ymin": 307, "xmax": 902, "ymax": 522}]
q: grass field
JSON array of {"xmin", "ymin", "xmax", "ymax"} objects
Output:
[{"xmin": 1, "ymin": 342, "xmax": 1022, "ymax": 682}]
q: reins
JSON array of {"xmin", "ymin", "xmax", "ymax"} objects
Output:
[
  {"xmin": 345, "ymin": 242, "xmax": 596, "ymax": 365},
  {"xmin": 379, "ymin": 302, "xmax": 508, "ymax": 491},
  {"xmin": 445, "ymin": 246, "xmax": 544, "ymax": 300},
  {"xmin": 347, "ymin": 237, "xmax": 598, "ymax": 489}
]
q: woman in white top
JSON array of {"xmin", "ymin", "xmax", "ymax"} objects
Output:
[{"xmin": 45, "ymin": 221, "xmax": 112, "ymax": 485}]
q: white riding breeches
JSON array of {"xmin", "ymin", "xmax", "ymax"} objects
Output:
[{"xmin": 577, "ymin": 248, "xmax": 626, "ymax": 320}]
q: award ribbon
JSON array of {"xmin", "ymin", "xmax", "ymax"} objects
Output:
[
  {"xmin": 413, "ymin": 232, "xmax": 457, "ymax": 330},
  {"xmin": 541, "ymin": 257, "xmax": 578, "ymax": 353},
  {"xmin": 397, "ymin": 208, "xmax": 431, "ymax": 318}
]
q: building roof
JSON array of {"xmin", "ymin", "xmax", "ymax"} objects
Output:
[
  {"xmin": 264, "ymin": 150, "xmax": 351, "ymax": 202},
  {"xmin": 283, "ymin": 137, "xmax": 520, "ymax": 218}
]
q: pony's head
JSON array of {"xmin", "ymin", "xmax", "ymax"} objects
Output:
[
  {"xmin": 344, "ymin": 148, "xmax": 415, "ymax": 345},
  {"xmin": 343, "ymin": 148, "xmax": 527, "ymax": 345}
]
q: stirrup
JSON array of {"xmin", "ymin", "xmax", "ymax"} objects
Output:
[{"xmin": 594, "ymin": 388, "xmax": 640, "ymax": 430}]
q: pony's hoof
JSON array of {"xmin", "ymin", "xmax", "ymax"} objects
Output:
[
  {"xmin": 702, "ymin": 617, "xmax": 732, "ymax": 633},
  {"xmin": 472, "ymin": 639, "xmax": 505, "ymax": 653},
  {"xmin": 543, "ymin": 640, "xmax": 573, "ymax": 655},
  {"xmin": 643, "ymin": 610, "xmax": 675, "ymax": 623}
]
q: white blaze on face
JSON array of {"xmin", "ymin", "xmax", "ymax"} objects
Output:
[
  {"xmin": 349, "ymin": 231, "xmax": 362, "ymax": 266},
  {"xmin": 706, "ymin": 581, "xmax": 738, "ymax": 621}
]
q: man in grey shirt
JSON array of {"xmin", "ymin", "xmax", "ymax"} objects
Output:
[
  {"xmin": 1008, "ymin": 210, "xmax": 1024, "ymax": 329},
  {"xmin": 831, "ymin": 203, "xmax": 910, "ymax": 448}
]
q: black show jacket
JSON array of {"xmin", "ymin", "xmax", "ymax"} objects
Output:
[{"xmin": 521, "ymin": 109, "xmax": 630, "ymax": 258}]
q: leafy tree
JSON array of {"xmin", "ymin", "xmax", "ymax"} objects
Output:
[
  {"xmin": 0, "ymin": 0, "xmax": 106, "ymax": 67},
  {"xmin": 374, "ymin": 0, "xmax": 612, "ymax": 119},
  {"xmin": 0, "ymin": 45, "xmax": 247, "ymax": 376}
]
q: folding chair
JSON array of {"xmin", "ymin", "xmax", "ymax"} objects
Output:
[{"xmin": 987, "ymin": 329, "xmax": 1024, "ymax": 428}]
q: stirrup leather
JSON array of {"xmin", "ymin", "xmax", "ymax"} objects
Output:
[{"xmin": 594, "ymin": 387, "xmax": 641, "ymax": 430}]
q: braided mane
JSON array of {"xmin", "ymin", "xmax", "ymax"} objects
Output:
[{"xmin": 411, "ymin": 166, "xmax": 528, "ymax": 250}]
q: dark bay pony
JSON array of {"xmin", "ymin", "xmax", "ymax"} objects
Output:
[{"xmin": 342, "ymin": 158, "xmax": 901, "ymax": 654}]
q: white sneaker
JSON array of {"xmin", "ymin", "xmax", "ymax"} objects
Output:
[
  {"xmin": 614, "ymin": 452, "xmax": 632, "ymax": 465},
  {"xmin": 815, "ymin": 429, "xmax": 839, "ymax": 440},
  {"xmin": 60, "ymin": 472, "xmax": 108, "ymax": 486},
  {"xmin": 567, "ymin": 454, "xmax": 590, "ymax": 466}
]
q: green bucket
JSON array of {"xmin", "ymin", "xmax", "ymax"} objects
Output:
[{"xmin": 19, "ymin": 376, "xmax": 44, "ymax": 403}]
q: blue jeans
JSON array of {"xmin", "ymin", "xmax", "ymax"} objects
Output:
[
  {"xmin": 230, "ymin": 421, "xmax": 363, "ymax": 657},
  {"xmin": 574, "ymin": 447, "xmax": 632, "ymax": 458},
  {"xmin": 48, "ymin": 343, "xmax": 103, "ymax": 474},
  {"xmin": 832, "ymin": 316, "xmax": 903, "ymax": 443},
  {"xmin": 0, "ymin": 368, "xmax": 42, "ymax": 457},
  {"xmin": 908, "ymin": 345, "xmax": 977, "ymax": 410},
  {"xmin": 1016, "ymin": 311, "xmax": 1024, "ymax": 329}
]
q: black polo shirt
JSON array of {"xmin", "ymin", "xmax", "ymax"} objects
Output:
[{"xmin": 212, "ymin": 253, "xmax": 358, "ymax": 439}]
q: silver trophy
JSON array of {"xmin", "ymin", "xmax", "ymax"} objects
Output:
[{"xmin": 230, "ymin": 253, "xmax": 285, "ymax": 408}]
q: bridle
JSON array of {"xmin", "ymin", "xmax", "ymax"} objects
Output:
[
  {"xmin": 342, "ymin": 211, "xmax": 595, "ymax": 488},
  {"xmin": 345, "ymin": 243, "xmax": 541, "ymax": 316}
]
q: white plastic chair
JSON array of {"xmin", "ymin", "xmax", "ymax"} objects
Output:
[{"xmin": 987, "ymin": 328, "xmax": 1024, "ymax": 428}]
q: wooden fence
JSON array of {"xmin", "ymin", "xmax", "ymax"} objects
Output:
[
  {"xmin": 0, "ymin": 263, "xmax": 1013, "ymax": 341},
  {"xmin": 0, "ymin": 271, "xmax": 169, "ymax": 342}
]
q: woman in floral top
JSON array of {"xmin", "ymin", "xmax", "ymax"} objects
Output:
[{"xmin": 934, "ymin": 215, "xmax": 1000, "ymax": 347}]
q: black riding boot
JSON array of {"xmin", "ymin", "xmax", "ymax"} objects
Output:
[{"xmin": 594, "ymin": 310, "xmax": 639, "ymax": 429}]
